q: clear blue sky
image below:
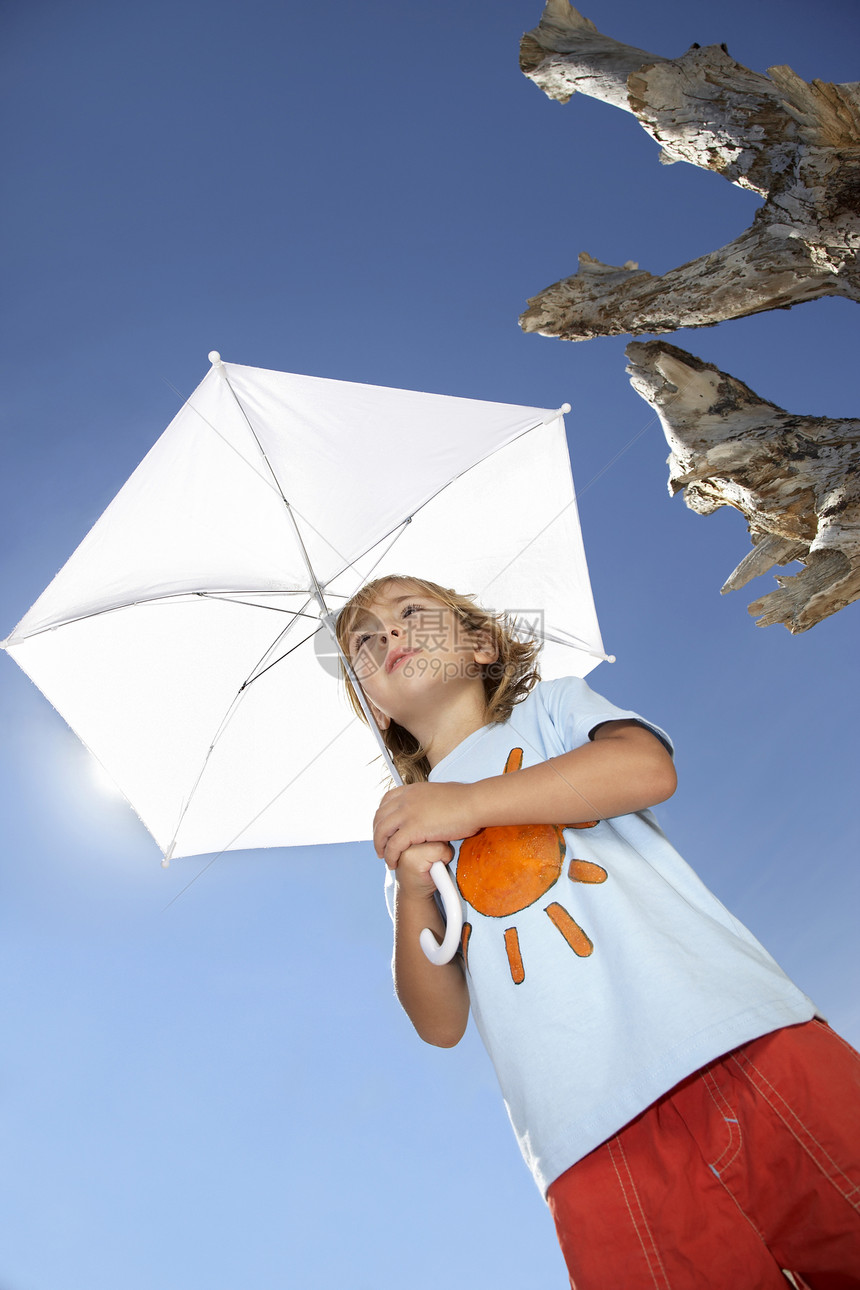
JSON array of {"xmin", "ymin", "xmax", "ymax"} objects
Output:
[{"xmin": 1, "ymin": 2, "xmax": 858, "ymax": 1287}]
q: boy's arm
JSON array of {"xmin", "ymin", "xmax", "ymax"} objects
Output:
[
  {"xmin": 374, "ymin": 721, "xmax": 677, "ymax": 867},
  {"xmin": 388, "ymin": 842, "xmax": 470, "ymax": 1048}
]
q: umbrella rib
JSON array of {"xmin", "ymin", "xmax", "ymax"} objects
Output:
[
  {"xmin": 215, "ymin": 372, "xmax": 401, "ymax": 757},
  {"xmin": 315, "ymin": 415, "xmax": 612, "ymax": 664},
  {"xmin": 477, "ymin": 493, "xmax": 579, "ymax": 602},
  {"xmin": 479, "ymin": 403, "xmax": 680, "ymax": 607},
  {"xmin": 198, "ymin": 594, "xmax": 322, "ymax": 619},
  {"xmin": 175, "ymin": 372, "xmax": 363, "ymax": 588},
  {"xmin": 215, "ymin": 369, "xmax": 331, "ymax": 609},
  {"xmin": 167, "ymin": 377, "xmax": 284, "ymax": 499},
  {"xmin": 191, "ymin": 361, "xmax": 356, "ymax": 574},
  {"xmin": 319, "ymin": 416, "xmax": 556, "ymax": 592},
  {"xmin": 194, "ymin": 365, "xmax": 288, "ymax": 512},
  {"xmin": 473, "ymin": 496, "xmax": 614, "ymax": 662},
  {"xmin": 391, "ymin": 414, "xmax": 550, "ymax": 531},
  {"xmin": 2, "ymin": 589, "xmax": 318, "ymax": 645},
  {"xmin": 161, "ymin": 715, "xmax": 359, "ymax": 899},
  {"xmin": 325, "ymin": 415, "xmax": 559, "ymax": 591},
  {"xmin": 215, "ymin": 368, "xmax": 560, "ymax": 617},
  {"xmin": 319, "ymin": 519, "xmax": 414, "ymax": 602},
  {"xmin": 162, "ymin": 596, "xmax": 319, "ymax": 862},
  {"xmin": 212, "ymin": 372, "xmax": 407, "ymax": 787},
  {"xmin": 536, "ymin": 627, "xmax": 613, "ymax": 662},
  {"xmin": 239, "ymin": 623, "xmax": 323, "ymax": 689},
  {"xmin": 275, "ymin": 498, "xmax": 356, "ymax": 584}
]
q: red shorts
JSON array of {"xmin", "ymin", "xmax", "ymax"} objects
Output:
[{"xmin": 546, "ymin": 1020, "xmax": 860, "ymax": 1289}]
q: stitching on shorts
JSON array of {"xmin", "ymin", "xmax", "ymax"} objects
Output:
[
  {"xmin": 811, "ymin": 1017, "xmax": 860, "ymax": 1062},
  {"xmin": 731, "ymin": 1049, "xmax": 860, "ymax": 1211},
  {"xmin": 607, "ymin": 1136, "xmax": 672, "ymax": 1290},
  {"xmin": 701, "ymin": 1067, "xmax": 743, "ymax": 1175},
  {"xmin": 699, "ymin": 1066, "xmax": 773, "ymax": 1244},
  {"xmin": 714, "ymin": 1162, "xmax": 774, "ymax": 1247}
]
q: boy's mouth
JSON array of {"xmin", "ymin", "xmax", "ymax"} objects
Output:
[{"xmin": 386, "ymin": 648, "xmax": 419, "ymax": 674}]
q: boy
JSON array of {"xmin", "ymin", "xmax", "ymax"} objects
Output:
[{"xmin": 337, "ymin": 575, "xmax": 860, "ymax": 1289}]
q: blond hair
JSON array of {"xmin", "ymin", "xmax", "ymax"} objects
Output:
[{"xmin": 335, "ymin": 575, "xmax": 541, "ymax": 783}]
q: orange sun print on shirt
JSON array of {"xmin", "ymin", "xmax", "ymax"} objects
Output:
[{"xmin": 456, "ymin": 748, "xmax": 607, "ymax": 984}]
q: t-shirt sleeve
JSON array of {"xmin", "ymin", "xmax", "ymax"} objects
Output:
[{"xmin": 539, "ymin": 675, "xmax": 673, "ymax": 756}]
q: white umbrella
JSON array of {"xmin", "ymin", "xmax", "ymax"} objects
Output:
[{"xmin": 3, "ymin": 353, "xmax": 610, "ymax": 960}]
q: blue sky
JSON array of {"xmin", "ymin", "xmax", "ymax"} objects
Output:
[{"xmin": 1, "ymin": 1, "xmax": 858, "ymax": 1287}]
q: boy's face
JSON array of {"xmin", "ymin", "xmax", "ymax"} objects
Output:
[{"xmin": 345, "ymin": 581, "xmax": 496, "ymax": 732}]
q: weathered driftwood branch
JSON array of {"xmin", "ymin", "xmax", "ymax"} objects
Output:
[
  {"xmin": 519, "ymin": 0, "xmax": 860, "ymax": 340},
  {"xmin": 625, "ymin": 340, "xmax": 860, "ymax": 631}
]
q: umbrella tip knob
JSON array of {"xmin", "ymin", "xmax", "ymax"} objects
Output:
[
  {"xmin": 208, "ymin": 351, "xmax": 222, "ymax": 366},
  {"xmin": 560, "ymin": 403, "xmax": 571, "ymax": 415}
]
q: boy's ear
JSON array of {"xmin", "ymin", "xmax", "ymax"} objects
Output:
[
  {"xmin": 369, "ymin": 700, "xmax": 390, "ymax": 732},
  {"xmin": 471, "ymin": 629, "xmax": 499, "ymax": 665}
]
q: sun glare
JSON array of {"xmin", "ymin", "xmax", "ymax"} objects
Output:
[{"xmin": 89, "ymin": 760, "xmax": 125, "ymax": 800}]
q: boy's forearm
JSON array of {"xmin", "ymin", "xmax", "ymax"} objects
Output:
[
  {"xmin": 469, "ymin": 723, "xmax": 677, "ymax": 830},
  {"xmin": 392, "ymin": 885, "xmax": 469, "ymax": 1048}
]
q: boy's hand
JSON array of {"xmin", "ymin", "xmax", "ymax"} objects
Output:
[
  {"xmin": 390, "ymin": 841, "xmax": 455, "ymax": 899},
  {"xmin": 374, "ymin": 782, "xmax": 482, "ymax": 867}
]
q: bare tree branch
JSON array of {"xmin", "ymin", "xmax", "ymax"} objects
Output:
[
  {"xmin": 520, "ymin": 0, "xmax": 860, "ymax": 339},
  {"xmin": 625, "ymin": 340, "xmax": 860, "ymax": 632}
]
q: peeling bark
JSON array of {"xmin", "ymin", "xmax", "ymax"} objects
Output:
[
  {"xmin": 625, "ymin": 340, "xmax": 860, "ymax": 631},
  {"xmin": 519, "ymin": 0, "xmax": 860, "ymax": 340}
]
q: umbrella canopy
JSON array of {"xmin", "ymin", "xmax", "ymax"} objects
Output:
[{"xmin": 3, "ymin": 355, "xmax": 609, "ymax": 864}]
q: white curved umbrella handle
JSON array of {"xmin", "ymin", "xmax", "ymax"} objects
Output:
[
  {"xmin": 314, "ymin": 620, "xmax": 462, "ymax": 967},
  {"xmin": 420, "ymin": 860, "xmax": 463, "ymax": 965}
]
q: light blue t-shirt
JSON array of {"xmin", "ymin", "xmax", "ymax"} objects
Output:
[{"xmin": 394, "ymin": 677, "xmax": 816, "ymax": 1196}]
